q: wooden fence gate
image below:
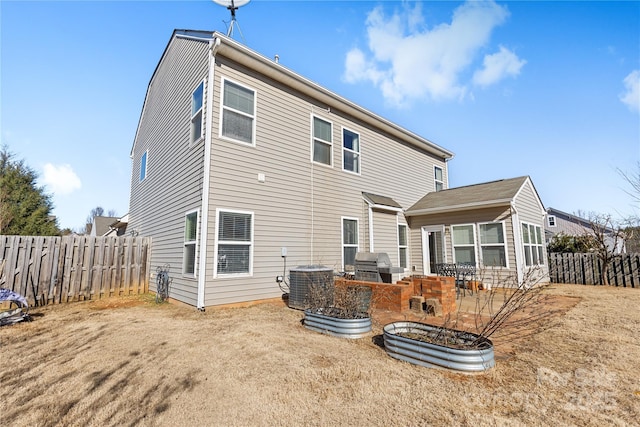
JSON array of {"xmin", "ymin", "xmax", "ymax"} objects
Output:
[
  {"xmin": 548, "ymin": 252, "xmax": 640, "ymax": 288},
  {"xmin": 0, "ymin": 235, "xmax": 152, "ymax": 306}
]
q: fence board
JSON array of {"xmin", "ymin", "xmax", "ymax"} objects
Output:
[
  {"xmin": 549, "ymin": 253, "xmax": 639, "ymax": 288},
  {"xmin": 0, "ymin": 235, "xmax": 151, "ymax": 305}
]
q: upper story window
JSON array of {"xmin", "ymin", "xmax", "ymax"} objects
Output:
[
  {"xmin": 547, "ymin": 215, "xmax": 556, "ymax": 227},
  {"xmin": 184, "ymin": 210, "xmax": 199, "ymax": 276},
  {"xmin": 313, "ymin": 116, "xmax": 332, "ymax": 166},
  {"xmin": 139, "ymin": 150, "xmax": 148, "ymax": 182},
  {"xmin": 522, "ymin": 222, "xmax": 544, "ymax": 266},
  {"xmin": 434, "ymin": 166, "xmax": 444, "ymax": 191},
  {"xmin": 216, "ymin": 209, "xmax": 253, "ymax": 276},
  {"xmin": 221, "ymin": 79, "xmax": 255, "ymax": 146},
  {"xmin": 452, "ymin": 224, "xmax": 476, "ymax": 265},
  {"xmin": 191, "ymin": 82, "xmax": 204, "ymax": 144},
  {"xmin": 398, "ymin": 224, "xmax": 408, "ymax": 269},
  {"xmin": 342, "ymin": 128, "xmax": 360, "ymax": 174},
  {"xmin": 479, "ymin": 222, "xmax": 507, "ymax": 267},
  {"xmin": 342, "ymin": 217, "xmax": 359, "ymax": 271}
]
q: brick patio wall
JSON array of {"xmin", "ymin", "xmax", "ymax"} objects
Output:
[{"xmin": 334, "ymin": 275, "xmax": 457, "ymax": 316}]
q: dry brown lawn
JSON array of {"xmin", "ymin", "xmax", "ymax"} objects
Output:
[{"xmin": 1, "ymin": 284, "xmax": 639, "ymax": 426}]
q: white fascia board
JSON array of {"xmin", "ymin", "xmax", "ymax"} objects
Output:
[
  {"xmin": 404, "ymin": 199, "xmax": 513, "ymax": 217},
  {"xmin": 370, "ymin": 204, "xmax": 403, "ymax": 213}
]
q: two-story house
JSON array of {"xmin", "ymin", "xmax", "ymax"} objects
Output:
[{"xmin": 129, "ymin": 30, "xmax": 548, "ymax": 309}]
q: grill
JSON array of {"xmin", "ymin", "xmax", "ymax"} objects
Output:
[{"xmin": 354, "ymin": 252, "xmax": 405, "ymax": 283}]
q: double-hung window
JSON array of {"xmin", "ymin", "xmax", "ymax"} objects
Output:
[
  {"xmin": 434, "ymin": 166, "xmax": 444, "ymax": 191},
  {"xmin": 313, "ymin": 116, "xmax": 332, "ymax": 165},
  {"xmin": 184, "ymin": 210, "xmax": 198, "ymax": 275},
  {"xmin": 479, "ymin": 222, "xmax": 507, "ymax": 267},
  {"xmin": 547, "ymin": 215, "xmax": 556, "ymax": 227},
  {"xmin": 216, "ymin": 210, "xmax": 253, "ymax": 275},
  {"xmin": 221, "ymin": 79, "xmax": 255, "ymax": 145},
  {"xmin": 342, "ymin": 218, "xmax": 358, "ymax": 271},
  {"xmin": 452, "ymin": 224, "xmax": 476, "ymax": 265},
  {"xmin": 522, "ymin": 222, "xmax": 544, "ymax": 266},
  {"xmin": 191, "ymin": 82, "xmax": 204, "ymax": 143},
  {"xmin": 398, "ymin": 224, "xmax": 408, "ymax": 269},
  {"xmin": 139, "ymin": 150, "xmax": 148, "ymax": 182},
  {"xmin": 342, "ymin": 128, "xmax": 360, "ymax": 173}
]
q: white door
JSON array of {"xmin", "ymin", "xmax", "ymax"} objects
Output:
[{"xmin": 421, "ymin": 226, "xmax": 445, "ymax": 275}]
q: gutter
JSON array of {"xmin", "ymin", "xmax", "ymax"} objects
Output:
[
  {"xmin": 196, "ymin": 37, "xmax": 221, "ymax": 310},
  {"xmin": 212, "ymin": 33, "xmax": 454, "ymax": 161}
]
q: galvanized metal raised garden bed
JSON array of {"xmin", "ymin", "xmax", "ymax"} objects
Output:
[
  {"xmin": 383, "ymin": 321, "xmax": 495, "ymax": 372},
  {"xmin": 303, "ymin": 308, "xmax": 372, "ymax": 339}
]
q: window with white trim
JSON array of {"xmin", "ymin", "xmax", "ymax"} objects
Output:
[
  {"xmin": 221, "ymin": 79, "xmax": 255, "ymax": 145},
  {"xmin": 479, "ymin": 222, "xmax": 507, "ymax": 267},
  {"xmin": 342, "ymin": 128, "xmax": 360, "ymax": 173},
  {"xmin": 342, "ymin": 218, "xmax": 358, "ymax": 271},
  {"xmin": 547, "ymin": 215, "xmax": 556, "ymax": 227},
  {"xmin": 139, "ymin": 150, "xmax": 148, "ymax": 182},
  {"xmin": 313, "ymin": 116, "xmax": 332, "ymax": 165},
  {"xmin": 216, "ymin": 210, "xmax": 253, "ymax": 275},
  {"xmin": 452, "ymin": 224, "xmax": 476, "ymax": 265},
  {"xmin": 191, "ymin": 82, "xmax": 204, "ymax": 143},
  {"xmin": 434, "ymin": 166, "xmax": 444, "ymax": 191},
  {"xmin": 398, "ymin": 224, "xmax": 408, "ymax": 268},
  {"xmin": 522, "ymin": 222, "xmax": 545, "ymax": 266},
  {"xmin": 183, "ymin": 210, "xmax": 198, "ymax": 275}
]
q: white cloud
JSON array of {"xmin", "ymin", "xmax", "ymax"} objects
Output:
[
  {"xmin": 473, "ymin": 45, "xmax": 526, "ymax": 87},
  {"xmin": 42, "ymin": 163, "xmax": 82, "ymax": 195},
  {"xmin": 620, "ymin": 70, "xmax": 640, "ymax": 113},
  {"xmin": 343, "ymin": 0, "xmax": 523, "ymax": 106}
]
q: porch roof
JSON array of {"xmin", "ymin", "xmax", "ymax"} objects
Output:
[
  {"xmin": 362, "ymin": 192, "xmax": 403, "ymax": 210},
  {"xmin": 405, "ymin": 176, "xmax": 529, "ymax": 216}
]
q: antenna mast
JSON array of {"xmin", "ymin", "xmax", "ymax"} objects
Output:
[{"xmin": 213, "ymin": 0, "xmax": 250, "ymax": 41}]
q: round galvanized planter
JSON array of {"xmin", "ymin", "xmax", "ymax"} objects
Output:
[
  {"xmin": 303, "ymin": 309, "xmax": 372, "ymax": 339},
  {"xmin": 383, "ymin": 321, "xmax": 495, "ymax": 372}
]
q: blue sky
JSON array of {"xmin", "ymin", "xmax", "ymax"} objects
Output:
[{"xmin": 1, "ymin": 0, "xmax": 639, "ymax": 231}]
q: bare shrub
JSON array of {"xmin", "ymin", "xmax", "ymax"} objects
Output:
[
  {"xmin": 405, "ymin": 267, "xmax": 561, "ymax": 349},
  {"xmin": 306, "ymin": 279, "xmax": 372, "ymax": 319}
]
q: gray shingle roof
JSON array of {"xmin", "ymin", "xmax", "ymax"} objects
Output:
[
  {"xmin": 406, "ymin": 176, "xmax": 530, "ymax": 215},
  {"xmin": 362, "ymin": 192, "xmax": 403, "ymax": 209}
]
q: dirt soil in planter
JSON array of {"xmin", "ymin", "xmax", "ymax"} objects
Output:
[{"xmin": 1, "ymin": 284, "xmax": 639, "ymax": 426}]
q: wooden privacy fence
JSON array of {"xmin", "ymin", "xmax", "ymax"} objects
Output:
[
  {"xmin": 548, "ymin": 253, "xmax": 640, "ymax": 288},
  {"xmin": 0, "ymin": 235, "xmax": 152, "ymax": 306}
]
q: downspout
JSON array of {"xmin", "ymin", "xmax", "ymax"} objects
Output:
[
  {"xmin": 196, "ymin": 37, "xmax": 221, "ymax": 310},
  {"xmin": 367, "ymin": 201, "xmax": 374, "ymax": 252}
]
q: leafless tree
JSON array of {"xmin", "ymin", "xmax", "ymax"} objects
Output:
[
  {"xmin": 587, "ymin": 213, "xmax": 626, "ymax": 286},
  {"xmin": 617, "ymin": 161, "xmax": 640, "ymax": 206}
]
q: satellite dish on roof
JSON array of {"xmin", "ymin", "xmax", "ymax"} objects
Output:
[{"xmin": 213, "ymin": 0, "xmax": 250, "ymax": 40}]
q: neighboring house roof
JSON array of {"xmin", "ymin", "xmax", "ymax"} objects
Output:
[
  {"xmin": 545, "ymin": 207, "xmax": 614, "ymax": 232},
  {"xmin": 104, "ymin": 214, "xmax": 129, "ymax": 237},
  {"xmin": 91, "ymin": 216, "xmax": 120, "ymax": 236},
  {"xmin": 405, "ymin": 176, "xmax": 537, "ymax": 216},
  {"xmin": 131, "ymin": 30, "xmax": 455, "ymax": 162}
]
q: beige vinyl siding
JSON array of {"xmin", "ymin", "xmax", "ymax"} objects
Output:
[
  {"xmin": 128, "ymin": 36, "xmax": 210, "ymax": 306},
  {"xmin": 513, "ymin": 180, "xmax": 549, "ymax": 279},
  {"xmin": 372, "ymin": 210, "xmax": 400, "ymax": 266},
  {"xmin": 201, "ymin": 56, "xmax": 447, "ymax": 306}
]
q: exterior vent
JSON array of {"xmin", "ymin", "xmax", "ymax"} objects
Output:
[{"xmin": 288, "ymin": 265, "xmax": 334, "ymax": 310}]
